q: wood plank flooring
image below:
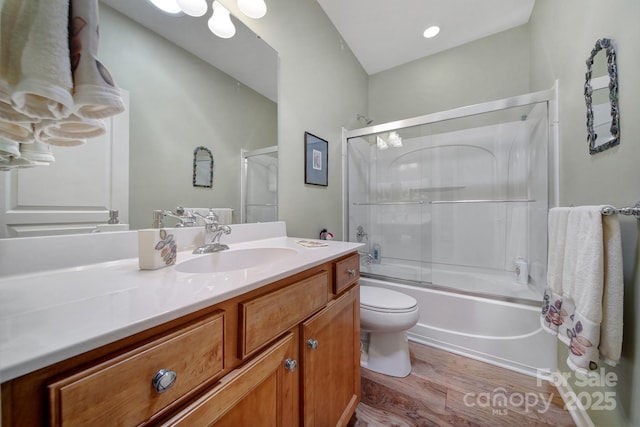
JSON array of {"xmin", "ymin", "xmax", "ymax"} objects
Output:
[{"xmin": 349, "ymin": 342, "xmax": 575, "ymax": 427}]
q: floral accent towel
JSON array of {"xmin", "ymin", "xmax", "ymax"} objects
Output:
[{"xmin": 540, "ymin": 206, "xmax": 624, "ymax": 374}]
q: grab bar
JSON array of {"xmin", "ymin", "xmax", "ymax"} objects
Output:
[
  {"xmin": 352, "ymin": 201, "xmax": 425, "ymax": 206},
  {"xmin": 353, "ymin": 199, "xmax": 534, "ymax": 206},
  {"xmin": 430, "ymin": 199, "xmax": 535, "ymax": 204},
  {"xmin": 601, "ymin": 201, "xmax": 640, "ymax": 219}
]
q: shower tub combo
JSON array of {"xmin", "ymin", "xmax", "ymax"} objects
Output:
[{"xmin": 344, "ymin": 88, "xmax": 558, "ymax": 376}]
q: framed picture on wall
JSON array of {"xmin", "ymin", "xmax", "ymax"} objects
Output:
[{"xmin": 304, "ymin": 132, "xmax": 328, "ymax": 186}]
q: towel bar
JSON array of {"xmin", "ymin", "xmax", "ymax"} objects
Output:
[{"xmin": 601, "ymin": 201, "xmax": 640, "ymax": 219}]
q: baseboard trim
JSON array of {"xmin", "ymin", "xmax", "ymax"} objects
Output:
[{"xmin": 553, "ymin": 379, "xmax": 595, "ymax": 427}]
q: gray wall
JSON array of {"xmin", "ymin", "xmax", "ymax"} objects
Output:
[
  {"xmin": 359, "ymin": 0, "xmax": 640, "ymax": 424},
  {"xmin": 99, "ymin": 6, "xmax": 277, "ymax": 229},
  {"xmin": 530, "ymin": 1, "xmax": 640, "ymax": 425},
  {"xmin": 219, "ymin": 0, "xmax": 369, "ymax": 240},
  {"xmin": 368, "ymin": 25, "xmax": 530, "ymax": 123}
]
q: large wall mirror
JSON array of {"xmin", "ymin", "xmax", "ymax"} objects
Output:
[
  {"xmin": 0, "ymin": 0, "xmax": 277, "ymax": 238},
  {"xmin": 585, "ymin": 38, "xmax": 619, "ymax": 155}
]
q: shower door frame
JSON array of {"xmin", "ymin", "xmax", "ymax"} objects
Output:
[
  {"xmin": 240, "ymin": 145, "xmax": 278, "ymax": 224},
  {"xmin": 342, "ymin": 85, "xmax": 558, "ymax": 240},
  {"xmin": 341, "ymin": 86, "xmax": 559, "ymax": 304}
]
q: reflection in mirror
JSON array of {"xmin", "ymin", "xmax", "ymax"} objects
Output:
[
  {"xmin": 0, "ymin": 2, "xmax": 278, "ymax": 237},
  {"xmin": 241, "ymin": 146, "xmax": 278, "ymax": 223},
  {"xmin": 585, "ymin": 38, "xmax": 619, "ymax": 154},
  {"xmin": 193, "ymin": 146, "xmax": 214, "ymax": 188}
]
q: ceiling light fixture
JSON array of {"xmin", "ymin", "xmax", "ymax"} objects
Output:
[
  {"xmin": 177, "ymin": 0, "xmax": 208, "ymax": 17},
  {"xmin": 148, "ymin": 0, "xmax": 182, "ymax": 14},
  {"xmin": 423, "ymin": 25, "xmax": 440, "ymax": 39},
  {"xmin": 237, "ymin": 0, "xmax": 267, "ymax": 19},
  {"xmin": 149, "ymin": 0, "xmax": 268, "ymax": 39},
  {"xmin": 376, "ymin": 136, "xmax": 389, "ymax": 150},
  {"xmin": 387, "ymin": 131, "xmax": 402, "ymax": 147},
  {"xmin": 208, "ymin": 1, "xmax": 236, "ymax": 39}
]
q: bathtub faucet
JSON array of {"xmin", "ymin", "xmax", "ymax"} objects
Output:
[
  {"xmin": 359, "ymin": 251, "xmax": 374, "ymax": 265},
  {"xmin": 356, "ymin": 226, "xmax": 368, "ymax": 242}
]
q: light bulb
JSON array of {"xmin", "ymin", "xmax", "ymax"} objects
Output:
[
  {"xmin": 177, "ymin": 0, "xmax": 208, "ymax": 17},
  {"xmin": 208, "ymin": 1, "xmax": 236, "ymax": 38},
  {"xmin": 388, "ymin": 131, "xmax": 402, "ymax": 147},
  {"xmin": 148, "ymin": 0, "xmax": 182, "ymax": 14},
  {"xmin": 376, "ymin": 136, "xmax": 388, "ymax": 150},
  {"xmin": 423, "ymin": 25, "xmax": 440, "ymax": 38},
  {"xmin": 237, "ymin": 0, "xmax": 267, "ymax": 19}
]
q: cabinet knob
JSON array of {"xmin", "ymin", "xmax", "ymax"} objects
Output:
[
  {"xmin": 347, "ymin": 269, "xmax": 357, "ymax": 276},
  {"xmin": 284, "ymin": 358, "xmax": 297, "ymax": 372},
  {"xmin": 152, "ymin": 369, "xmax": 177, "ymax": 393},
  {"xmin": 307, "ymin": 338, "xmax": 319, "ymax": 350}
]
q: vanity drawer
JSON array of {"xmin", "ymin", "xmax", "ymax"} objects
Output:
[
  {"xmin": 47, "ymin": 311, "xmax": 225, "ymax": 427},
  {"xmin": 239, "ymin": 270, "xmax": 328, "ymax": 358},
  {"xmin": 333, "ymin": 252, "xmax": 359, "ymax": 295}
]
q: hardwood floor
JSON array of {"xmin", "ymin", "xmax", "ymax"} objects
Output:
[{"xmin": 349, "ymin": 342, "xmax": 575, "ymax": 427}]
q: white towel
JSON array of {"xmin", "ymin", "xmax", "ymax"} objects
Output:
[
  {"xmin": 541, "ymin": 206, "xmax": 624, "ymax": 374},
  {"xmin": 540, "ymin": 207, "xmax": 570, "ymax": 337},
  {"xmin": 0, "ymin": 119, "xmax": 33, "ymax": 143},
  {"xmin": 11, "ymin": 0, "xmax": 74, "ymax": 120},
  {"xmin": 0, "ymin": 0, "xmax": 34, "ymax": 123},
  {"xmin": 20, "ymin": 140, "xmax": 55, "ymax": 163},
  {"xmin": 0, "ymin": 136, "xmax": 20, "ymax": 157},
  {"xmin": 35, "ymin": 114, "xmax": 105, "ymax": 146},
  {"xmin": 69, "ymin": 0, "xmax": 125, "ymax": 119}
]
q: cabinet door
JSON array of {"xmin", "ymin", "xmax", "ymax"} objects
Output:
[
  {"xmin": 163, "ymin": 332, "xmax": 298, "ymax": 427},
  {"xmin": 301, "ymin": 285, "xmax": 360, "ymax": 427}
]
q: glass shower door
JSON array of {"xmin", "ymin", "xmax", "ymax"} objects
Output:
[{"xmin": 241, "ymin": 146, "xmax": 278, "ymax": 223}]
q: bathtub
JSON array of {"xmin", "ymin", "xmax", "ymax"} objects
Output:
[{"xmin": 359, "ymin": 275, "xmax": 557, "ymax": 377}]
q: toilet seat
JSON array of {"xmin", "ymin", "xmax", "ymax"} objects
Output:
[{"xmin": 360, "ymin": 286, "xmax": 417, "ymax": 313}]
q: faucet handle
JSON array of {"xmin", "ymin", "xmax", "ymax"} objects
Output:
[{"xmin": 206, "ymin": 209, "xmax": 219, "ymax": 223}]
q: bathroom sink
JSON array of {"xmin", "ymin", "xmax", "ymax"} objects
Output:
[{"xmin": 175, "ymin": 247, "xmax": 298, "ymax": 274}]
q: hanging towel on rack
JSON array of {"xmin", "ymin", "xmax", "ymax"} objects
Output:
[
  {"xmin": 69, "ymin": 0, "xmax": 125, "ymax": 119},
  {"xmin": 541, "ymin": 206, "xmax": 624, "ymax": 374},
  {"xmin": 541, "ymin": 207, "xmax": 571, "ymax": 338},
  {"xmin": 11, "ymin": 0, "xmax": 74, "ymax": 120}
]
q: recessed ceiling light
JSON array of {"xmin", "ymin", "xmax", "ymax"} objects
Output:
[
  {"xmin": 423, "ymin": 25, "xmax": 440, "ymax": 39},
  {"xmin": 148, "ymin": 0, "xmax": 182, "ymax": 15}
]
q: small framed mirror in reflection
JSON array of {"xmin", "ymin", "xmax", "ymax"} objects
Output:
[
  {"xmin": 584, "ymin": 38, "xmax": 619, "ymax": 155},
  {"xmin": 193, "ymin": 146, "xmax": 214, "ymax": 188}
]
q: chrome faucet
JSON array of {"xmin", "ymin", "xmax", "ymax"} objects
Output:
[
  {"xmin": 359, "ymin": 251, "xmax": 374, "ymax": 265},
  {"xmin": 192, "ymin": 210, "xmax": 232, "ymax": 254},
  {"xmin": 153, "ymin": 209, "xmax": 194, "ymax": 228},
  {"xmin": 356, "ymin": 226, "xmax": 368, "ymax": 242}
]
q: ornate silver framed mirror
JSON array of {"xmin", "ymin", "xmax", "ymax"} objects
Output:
[
  {"xmin": 585, "ymin": 38, "xmax": 619, "ymax": 155},
  {"xmin": 193, "ymin": 146, "xmax": 213, "ymax": 188}
]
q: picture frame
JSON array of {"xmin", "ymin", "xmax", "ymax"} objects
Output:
[{"xmin": 304, "ymin": 132, "xmax": 328, "ymax": 186}]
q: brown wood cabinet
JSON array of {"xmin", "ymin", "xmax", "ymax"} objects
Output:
[
  {"xmin": 302, "ymin": 286, "xmax": 360, "ymax": 427},
  {"xmin": 1, "ymin": 252, "xmax": 360, "ymax": 427}
]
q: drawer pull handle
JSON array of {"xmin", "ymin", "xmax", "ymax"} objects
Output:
[
  {"xmin": 152, "ymin": 369, "xmax": 177, "ymax": 393},
  {"xmin": 347, "ymin": 269, "xmax": 357, "ymax": 276},
  {"xmin": 284, "ymin": 358, "xmax": 297, "ymax": 372},
  {"xmin": 307, "ymin": 338, "xmax": 319, "ymax": 350}
]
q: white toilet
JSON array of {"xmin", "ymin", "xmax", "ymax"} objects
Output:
[{"xmin": 359, "ymin": 286, "xmax": 419, "ymax": 378}]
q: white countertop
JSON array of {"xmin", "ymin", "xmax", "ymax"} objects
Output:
[{"xmin": 0, "ymin": 231, "xmax": 362, "ymax": 383}]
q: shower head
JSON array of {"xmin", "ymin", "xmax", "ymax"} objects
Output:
[{"xmin": 357, "ymin": 114, "xmax": 373, "ymax": 126}]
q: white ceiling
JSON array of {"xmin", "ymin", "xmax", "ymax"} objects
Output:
[
  {"xmin": 317, "ymin": 0, "xmax": 536, "ymax": 75},
  {"xmin": 100, "ymin": 0, "xmax": 278, "ymax": 102}
]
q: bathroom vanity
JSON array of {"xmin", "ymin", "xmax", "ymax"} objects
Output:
[{"xmin": 0, "ymin": 224, "xmax": 362, "ymax": 426}]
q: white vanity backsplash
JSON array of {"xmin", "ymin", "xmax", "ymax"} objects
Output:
[{"xmin": 0, "ymin": 222, "xmax": 288, "ymax": 277}]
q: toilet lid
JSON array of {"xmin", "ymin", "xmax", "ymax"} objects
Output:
[{"xmin": 360, "ymin": 286, "xmax": 417, "ymax": 312}]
